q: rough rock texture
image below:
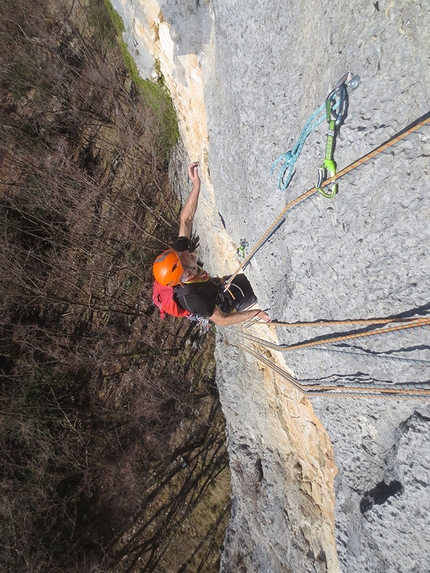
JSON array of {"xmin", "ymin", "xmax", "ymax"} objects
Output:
[{"xmin": 111, "ymin": 0, "xmax": 430, "ymax": 571}]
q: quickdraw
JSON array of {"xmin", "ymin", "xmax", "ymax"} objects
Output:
[
  {"xmin": 271, "ymin": 72, "xmax": 359, "ymax": 194},
  {"xmin": 316, "ymin": 72, "xmax": 360, "ymax": 198},
  {"xmin": 223, "ymin": 111, "xmax": 430, "ymax": 293},
  {"xmin": 236, "ymin": 238, "xmax": 249, "ymax": 258}
]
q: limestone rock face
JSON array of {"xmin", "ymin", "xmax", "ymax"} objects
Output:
[{"xmin": 111, "ymin": 0, "xmax": 430, "ymax": 571}]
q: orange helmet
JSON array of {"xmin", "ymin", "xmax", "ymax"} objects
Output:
[{"xmin": 153, "ymin": 250, "xmax": 183, "ymax": 286}]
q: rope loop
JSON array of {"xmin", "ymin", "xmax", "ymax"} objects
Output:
[
  {"xmin": 271, "ymin": 103, "xmax": 326, "ymax": 191},
  {"xmin": 271, "ymin": 76, "xmax": 353, "ymax": 193}
]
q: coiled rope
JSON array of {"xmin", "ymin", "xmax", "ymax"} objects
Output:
[{"xmin": 270, "ymin": 103, "xmax": 326, "ymax": 191}]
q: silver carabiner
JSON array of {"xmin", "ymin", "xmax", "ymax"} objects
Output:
[
  {"xmin": 326, "ymin": 84, "xmax": 347, "ymax": 127},
  {"xmin": 326, "ymin": 72, "xmax": 360, "ymax": 127}
]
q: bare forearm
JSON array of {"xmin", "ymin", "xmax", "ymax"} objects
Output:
[
  {"xmin": 179, "ymin": 162, "xmax": 200, "ymax": 238},
  {"xmin": 209, "ymin": 307, "xmax": 270, "ymax": 326},
  {"xmin": 180, "ymin": 179, "xmax": 200, "ymax": 222}
]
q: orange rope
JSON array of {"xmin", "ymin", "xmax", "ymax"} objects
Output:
[
  {"xmin": 231, "ymin": 340, "xmax": 430, "ymax": 399},
  {"xmin": 240, "ymin": 317, "xmax": 430, "ymax": 352},
  {"xmin": 256, "ymin": 316, "xmax": 423, "ymax": 328}
]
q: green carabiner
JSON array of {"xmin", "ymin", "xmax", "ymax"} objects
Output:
[{"xmin": 316, "ymin": 104, "xmax": 338, "ymax": 198}]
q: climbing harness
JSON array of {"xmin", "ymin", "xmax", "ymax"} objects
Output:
[
  {"xmin": 271, "ymin": 72, "xmax": 359, "ymax": 193},
  {"xmin": 224, "ymin": 111, "xmax": 430, "ymax": 293}
]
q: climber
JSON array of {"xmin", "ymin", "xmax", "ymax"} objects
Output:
[{"xmin": 153, "ymin": 162, "xmax": 270, "ymax": 326}]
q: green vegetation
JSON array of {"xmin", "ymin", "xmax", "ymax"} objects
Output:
[
  {"xmin": 0, "ymin": 0, "xmax": 229, "ymax": 572},
  {"xmin": 99, "ymin": 0, "xmax": 180, "ymax": 153},
  {"xmin": 101, "ymin": 0, "xmax": 126, "ymax": 35}
]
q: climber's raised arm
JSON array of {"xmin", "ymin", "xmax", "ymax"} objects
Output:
[{"xmin": 179, "ymin": 162, "xmax": 201, "ymax": 239}]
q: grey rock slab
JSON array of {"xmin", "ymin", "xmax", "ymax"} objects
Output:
[
  {"xmin": 204, "ymin": 1, "xmax": 430, "ymax": 572},
  {"xmin": 115, "ymin": 0, "xmax": 430, "ymax": 570}
]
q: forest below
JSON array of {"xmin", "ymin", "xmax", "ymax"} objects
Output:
[{"xmin": 0, "ymin": 0, "xmax": 230, "ymax": 571}]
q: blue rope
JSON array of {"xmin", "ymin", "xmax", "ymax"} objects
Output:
[
  {"xmin": 271, "ymin": 103, "xmax": 326, "ymax": 191},
  {"xmin": 271, "ymin": 96, "xmax": 342, "ymax": 192}
]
